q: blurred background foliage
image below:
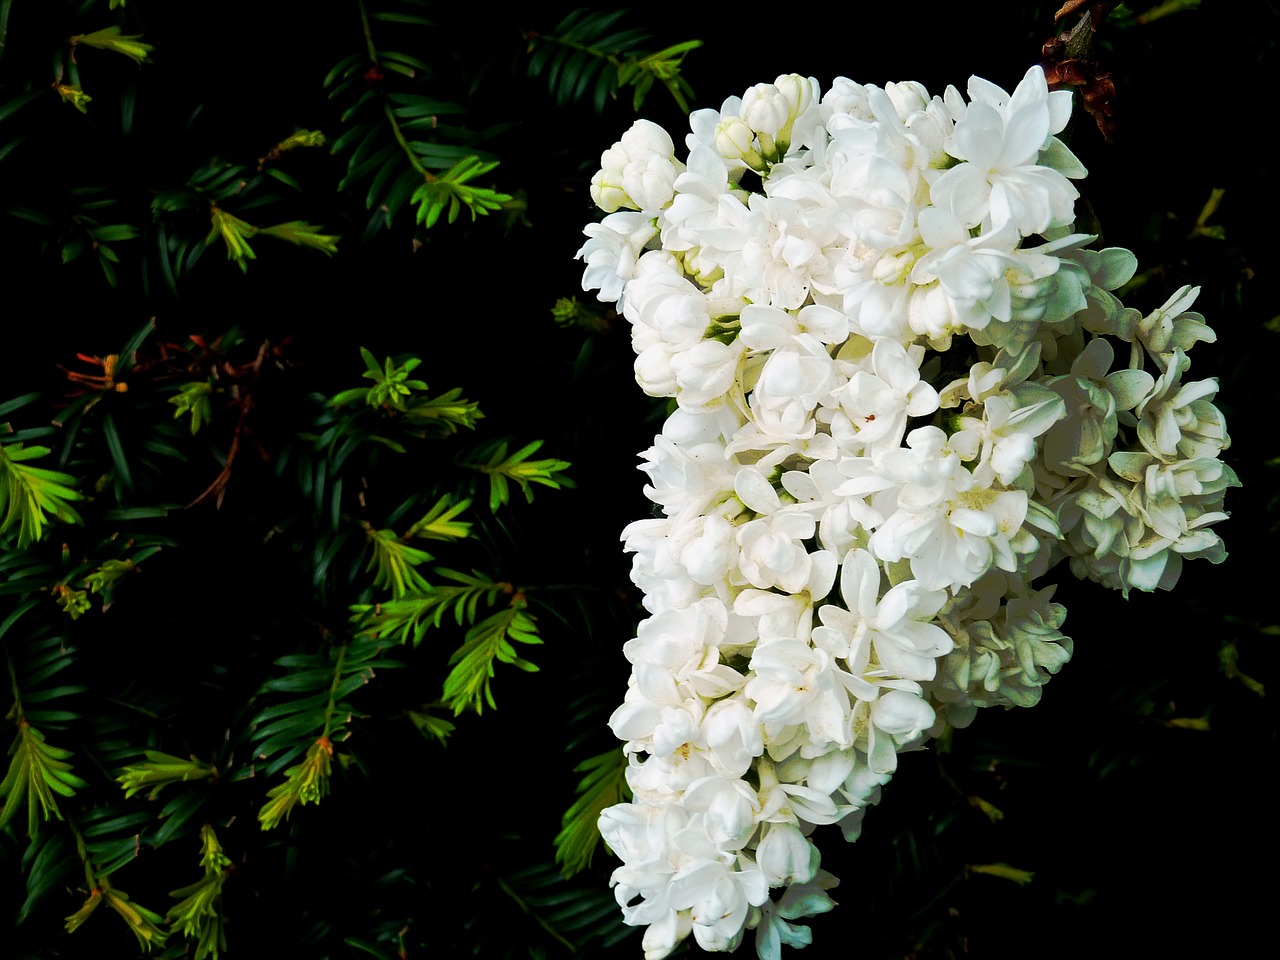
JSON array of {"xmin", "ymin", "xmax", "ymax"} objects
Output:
[{"xmin": 0, "ymin": 1, "xmax": 1274, "ymax": 958}]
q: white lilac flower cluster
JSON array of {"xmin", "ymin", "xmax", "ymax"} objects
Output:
[{"xmin": 577, "ymin": 66, "xmax": 1237, "ymax": 959}]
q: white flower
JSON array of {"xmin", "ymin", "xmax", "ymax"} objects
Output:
[
  {"xmin": 828, "ymin": 337, "xmax": 939, "ymax": 455},
  {"xmin": 751, "ymin": 871, "xmax": 839, "ymax": 960},
  {"xmin": 577, "ymin": 211, "xmax": 658, "ymax": 305},
  {"xmin": 812, "ymin": 548, "xmax": 952, "ymax": 683},
  {"xmin": 932, "ymin": 66, "xmax": 1083, "ymax": 235},
  {"xmin": 1134, "ymin": 352, "xmax": 1222, "ymax": 462},
  {"xmin": 592, "ymin": 119, "xmax": 683, "ymax": 213},
  {"xmin": 755, "ymin": 822, "xmax": 819, "ymax": 886},
  {"xmin": 586, "ymin": 67, "xmax": 1234, "ymax": 960},
  {"xmin": 870, "ymin": 428, "xmax": 1031, "ymax": 592},
  {"xmin": 668, "ymin": 857, "xmax": 770, "ymax": 953}
]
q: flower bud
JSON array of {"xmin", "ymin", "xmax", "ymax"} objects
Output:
[
  {"xmin": 742, "ymin": 83, "xmax": 790, "ymax": 137},
  {"xmin": 714, "ymin": 117, "xmax": 765, "ymax": 169},
  {"xmin": 756, "ymin": 822, "xmax": 819, "ymax": 886}
]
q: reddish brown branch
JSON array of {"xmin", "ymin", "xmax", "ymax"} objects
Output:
[{"xmin": 1042, "ymin": 2, "xmax": 1120, "ymax": 143}]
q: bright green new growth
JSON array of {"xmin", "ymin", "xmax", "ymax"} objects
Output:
[
  {"xmin": 52, "ymin": 584, "xmax": 90, "ymax": 619},
  {"xmin": 166, "ymin": 826, "xmax": 232, "ymax": 960},
  {"xmin": 407, "ymin": 495, "xmax": 472, "ymax": 540},
  {"xmin": 0, "ymin": 442, "xmax": 83, "ymax": 548},
  {"xmin": 70, "ymin": 25, "xmax": 154, "ymax": 64},
  {"xmin": 1, "ymin": 644, "xmax": 87, "ymax": 837},
  {"xmin": 331, "ymin": 347, "xmax": 428, "ymax": 411},
  {"xmin": 206, "ymin": 207, "xmax": 258, "ymax": 272},
  {"xmin": 116, "ymin": 751, "xmax": 217, "ymax": 801},
  {"xmin": 169, "ymin": 382, "xmax": 214, "ymax": 434},
  {"xmin": 354, "ymin": 567, "xmax": 509, "ymax": 646},
  {"xmin": 256, "ymin": 220, "xmax": 341, "ymax": 255},
  {"xmin": 469, "ymin": 438, "xmax": 574, "ymax": 511},
  {"xmin": 412, "ymin": 156, "xmax": 513, "ymax": 228},
  {"xmin": 207, "ymin": 208, "xmax": 341, "ymax": 272},
  {"xmin": 327, "ymin": 348, "xmax": 482, "ymax": 433},
  {"xmin": 258, "ymin": 738, "xmax": 334, "ymax": 830},
  {"xmin": 84, "ymin": 558, "xmax": 135, "ymax": 595},
  {"xmin": 363, "ymin": 522, "xmax": 434, "ymax": 597},
  {"xmin": 441, "ymin": 600, "xmax": 542, "ymax": 715},
  {"xmin": 65, "ymin": 881, "xmax": 169, "ymax": 951},
  {"xmin": 353, "ymin": 567, "xmax": 546, "ymax": 715},
  {"xmin": 63, "ymin": 814, "xmax": 171, "ymax": 950},
  {"xmin": 0, "ymin": 721, "xmax": 87, "ymax": 836}
]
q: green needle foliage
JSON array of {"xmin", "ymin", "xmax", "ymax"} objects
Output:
[
  {"xmin": 166, "ymin": 826, "xmax": 231, "ymax": 960},
  {"xmin": 362, "ymin": 523, "xmax": 433, "ymax": 597},
  {"xmin": 64, "ymin": 881, "xmax": 168, "ymax": 951},
  {"xmin": 167, "ymin": 382, "xmax": 213, "ymax": 435},
  {"xmin": 330, "ymin": 347, "xmax": 427, "ymax": 412},
  {"xmin": 526, "ymin": 8, "xmax": 701, "ymax": 113},
  {"xmin": 411, "ymin": 156, "xmax": 513, "ymax": 228},
  {"xmin": 441, "ymin": 598, "xmax": 542, "ymax": 715},
  {"xmin": 69, "ymin": 26, "xmax": 154, "ymax": 64},
  {"xmin": 554, "ymin": 747, "xmax": 629, "ymax": 877},
  {"xmin": 0, "ymin": 312, "xmax": 606, "ymax": 952},
  {"xmin": 116, "ymin": 753, "xmax": 217, "ymax": 802},
  {"xmin": 469, "ymin": 439, "xmax": 574, "ymax": 511},
  {"xmin": 0, "ymin": 443, "xmax": 83, "ymax": 549},
  {"xmin": 0, "ymin": 0, "xmax": 694, "ymax": 932},
  {"xmin": 256, "ymin": 738, "xmax": 334, "ymax": 830},
  {"xmin": 0, "ymin": 720, "xmax": 87, "ymax": 836}
]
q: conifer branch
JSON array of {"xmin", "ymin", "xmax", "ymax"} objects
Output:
[
  {"xmin": 0, "ymin": 442, "xmax": 83, "ymax": 547},
  {"xmin": 554, "ymin": 748, "xmax": 629, "ymax": 877}
]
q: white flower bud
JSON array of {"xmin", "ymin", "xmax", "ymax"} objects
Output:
[
  {"xmin": 756, "ymin": 822, "xmax": 819, "ymax": 886},
  {"xmin": 774, "ymin": 74, "xmax": 815, "ymax": 122},
  {"xmin": 742, "ymin": 83, "xmax": 790, "ymax": 137},
  {"xmin": 714, "ymin": 117, "xmax": 764, "ymax": 168}
]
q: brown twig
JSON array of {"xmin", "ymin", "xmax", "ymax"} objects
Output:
[
  {"xmin": 1042, "ymin": 2, "xmax": 1120, "ymax": 143},
  {"xmin": 188, "ymin": 340, "xmax": 272, "ymax": 509}
]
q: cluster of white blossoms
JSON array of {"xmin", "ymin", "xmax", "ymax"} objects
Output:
[{"xmin": 577, "ymin": 65, "xmax": 1237, "ymax": 959}]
